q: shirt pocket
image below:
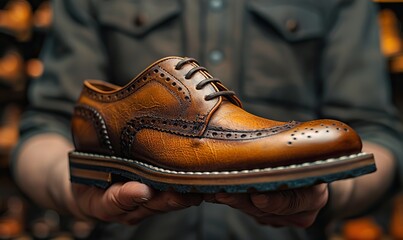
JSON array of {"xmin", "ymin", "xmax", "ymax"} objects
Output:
[
  {"xmin": 241, "ymin": 1, "xmax": 324, "ymax": 109},
  {"xmin": 247, "ymin": 1, "xmax": 323, "ymax": 42},
  {"xmin": 97, "ymin": 0, "xmax": 181, "ymax": 37}
]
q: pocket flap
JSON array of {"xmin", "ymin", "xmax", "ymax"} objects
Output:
[
  {"xmin": 98, "ymin": 0, "xmax": 181, "ymax": 37},
  {"xmin": 248, "ymin": 1, "xmax": 323, "ymax": 42}
]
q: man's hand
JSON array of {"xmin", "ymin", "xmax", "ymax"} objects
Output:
[
  {"xmin": 209, "ymin": 184, "xmax": 328, "ymax": 228},
  {"xmin": 16, "ymin": 134, "xmax": 203, "ymax": 225},
  {"xmin": 72, "ymin": 182, "xmax": 203, "ymax": 225}
]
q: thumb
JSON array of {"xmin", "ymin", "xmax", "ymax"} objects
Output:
[
  {"xmin": 74, "ymin": 181, "xmax": 154, "ymax": 221},
  {"xmin": 113, "ymin": 181, "xmax": 154, "ymax": 207}
]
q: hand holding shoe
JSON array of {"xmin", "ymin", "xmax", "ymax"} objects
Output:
[
  {"xmin": 212, "ymin": 184, "xmax": 328, "ymax": 228},
  {"xmin": 72, "ymin": 182, "xmax": 203, "ymax": 225},
  {"xmin": 73, "ymin": 181, "xmax": 326, "ymax": 227}
]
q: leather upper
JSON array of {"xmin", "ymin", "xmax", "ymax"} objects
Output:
[{"xmin": 72, "ymin": 56, "xmax": 363, "ymax": 171}]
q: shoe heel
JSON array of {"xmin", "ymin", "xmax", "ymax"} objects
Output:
[
  {"xmin": 70, "ymin": 166, "xmax": 113, "ymax": 189},
  {"xmin": 69, "ymin": 151, "xmax": 117, "ymax": 189}
]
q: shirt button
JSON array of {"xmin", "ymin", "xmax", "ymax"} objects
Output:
[
  {"xmin": 286, "ymin": 19, "xmax": 299, "ymax": 33},
  {"xmin": 209, "ymin": 0, "xmax": 224, "ymax": 11},
  {"xmin": 209, "ymin": 50, "xmax": 224, "ymax": 64},
  {"xmin": 134, "ymin": 13, "xmax": 146, "ymax": 27}
]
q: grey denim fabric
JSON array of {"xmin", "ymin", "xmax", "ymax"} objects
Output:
[{"xmin": 13, "ymin": 0, "xmax": 403, "ymax": 239}]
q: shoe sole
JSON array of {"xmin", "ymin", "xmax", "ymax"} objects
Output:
[{"xmin": 69, "ymin": 151, "xmax": 375, "ymax": 193}]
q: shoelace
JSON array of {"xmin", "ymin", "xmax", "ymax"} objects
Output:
[{"xmin": 175, "ymin": 58, "xmax": 235, "ymax": 101}]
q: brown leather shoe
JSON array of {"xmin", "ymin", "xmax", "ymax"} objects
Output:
[{"xmin": 69, "ymin": 56, "xmax": 375, "ymax": 193}]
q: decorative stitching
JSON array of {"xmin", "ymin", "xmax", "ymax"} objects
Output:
[
  {"xmin": 120, "ymin": 118, "xmax": 299, "ymax": 158},
  {"xmin": 158, "ymin": 65, "xmax": 192, "ymax": 103},
  {"xmin": 71, "ymin": 151, "xmax": 371, "ymax": 175},
  {"xmin": 121, "ymin": 116, "xmax": 205, "ymax": 158},
  {"xmin": 85, "ymin": 66, "xmax": 191, "ymax": 103},
  {"xmin": 74, "ymin": 105, "xmax": 114, "ymax": 154}
]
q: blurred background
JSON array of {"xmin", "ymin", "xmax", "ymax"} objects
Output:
[{"xmin": 0, "ymin": 0, "xmax": 402, "ymax": 239}]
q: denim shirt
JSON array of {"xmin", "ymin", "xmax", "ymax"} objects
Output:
[{"xmin": 15, "ymin": 0, "xmax": 403, "ymax": 239}]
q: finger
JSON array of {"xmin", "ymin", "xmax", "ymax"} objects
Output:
[
  {"xmin": 143, "ymin": 191, "xmax": 203, "ymax": 212},
  {"xmin": 73, "ymin": 182, "xmax": 154, "ymax": 221},
  {"xmin": 215, "ymin": 193, "xmax": 266, "ymax": 217},
  {"xmin": 250, "ymin": 184, "xmax": 328, "ymax": 215},
  {"xmin": 119, "ymin": 204, "xmax": 161, "ymax": 225},
  {"xmin": 121, "ymin": 191, "xmax": 203, "ymax": 225},
  {"xmin": 114, "ymin": 181, "xmax": 154, "ymax": 207},
  {"xmin": 255, "ymin": 209, "xmax": 320, "ymax": 228},
  {"xmin": 72, "ymin": 184, "xmax": 105, "ymax": 220}
]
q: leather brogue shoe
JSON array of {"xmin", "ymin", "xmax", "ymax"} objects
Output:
[{"xmin": 69, "ymin": 56, "xmax": 376, "ymax": 193}]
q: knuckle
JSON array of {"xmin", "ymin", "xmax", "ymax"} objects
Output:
[
  {"xmin": 286, "ymin": 189, "xmax": 311, "ymax": 213},
  {"xmin": 272, "ymin": 190, "xmax": 301, "ymax": 215}
]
